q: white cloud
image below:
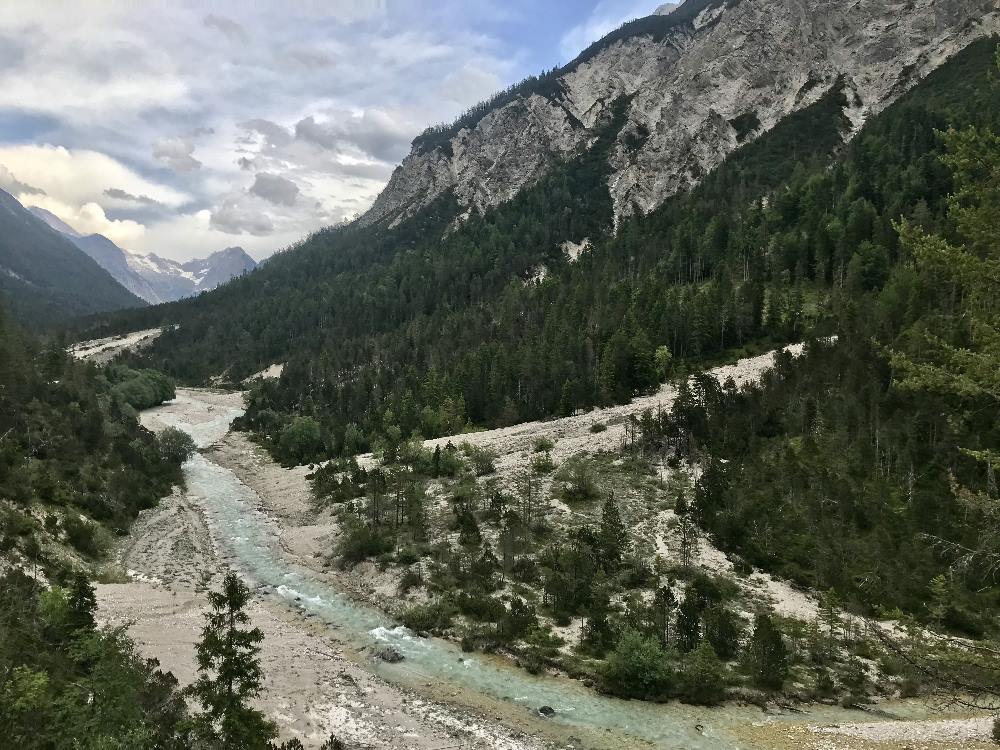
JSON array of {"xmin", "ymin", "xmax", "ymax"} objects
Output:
[
  {"xmin": 0, "ymin": 145, "xmax": 187, "ymax": 208},
  {"xmin": 559, "ymin": 1, "xmax": 659, "ymax": 62},
  {"xmin": 20, "ymin": 193, "xmax": 146, "ymax": 247},
  {"xmin": 0, "ymin": 1, "xmax": 521, "ymax": 261}
]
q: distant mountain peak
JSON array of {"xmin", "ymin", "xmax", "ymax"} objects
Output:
[{"xmin": 35, "ymin": 218, "xmax": 258, "ymax": 304}]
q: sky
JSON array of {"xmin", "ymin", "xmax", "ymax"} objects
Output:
[{"xmin": 0, "ymin": 0, "xmax": 667, "ymax": 261}]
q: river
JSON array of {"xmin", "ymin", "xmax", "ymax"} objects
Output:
[{"xmin": 139, "ymin": 389, "xmax": 944, "ymax": 750}]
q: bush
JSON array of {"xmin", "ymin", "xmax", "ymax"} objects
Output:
[
  {"xmin": 398, "ymin": 568, "xmax": 423, "ymax": 594},
  {"xmin": 532, "ymin": 437, "xmax": 555, "ymax": 453},
  {"xmin": 602, "ymin": 629, "xmax": 673, "ymax": 700},
  {"xmin": 157, "ymin": 427, "xmax": 197, "ymax": 465},
  {"xmin": 63, "ymin": 515, "xmax": 101, "ymax": 558},
  {"xmin": 589, "ymin": 422, "xmax": 607, "ymax": 433},
  {"xmin": 278, "ymin": 417, "xmax": 325, "ymax": 465},
  {"xmin": 530, "ymin": 452, "xmax": 555, "ymax": 474},
  {"xmin": 678, "ymin": 642, "xmax": 727, "ymax": 705},
  {"xmin": 109, "ymin": 366, "xmax": 175, "ymax": 410},
  {"xmin": 337, "ymin": 519, "xmax": 393, "ymax": 566},
  {"xmin": 557, "ymin": 459, "xmax": 600, "ymax": 503},
  {"xmin": 401, "ymin": 601, "xmax": 457, "ymax": 634},
  {"xmin": 462, "ymin": 444, "xmax": 497, "ymax": 476}
]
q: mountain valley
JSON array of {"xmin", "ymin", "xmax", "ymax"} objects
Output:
[{"xmin": 2, "ymin": 1, "xmax": 1000, "ymax": 748}]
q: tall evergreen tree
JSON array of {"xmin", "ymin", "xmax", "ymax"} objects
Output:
[
  {"xmin": 189, "ymin": 572, "xmax": 277, "ymax": 749},
  {"xmin": 599, "ymin": 492, "xmax": 628, "ymax": 571},
  {"xmin": 745, "ymin": 613, "xmax": 789, "ymax": 691}
]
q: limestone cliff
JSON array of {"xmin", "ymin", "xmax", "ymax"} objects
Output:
[{"xmin": 360, "ymin": 0, "xmax": 999, "ymax": 229}]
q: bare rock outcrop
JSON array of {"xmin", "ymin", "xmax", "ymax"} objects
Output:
[{"xmin": 359, "ymin": 0, "xmax": 999, "ymax": 230}]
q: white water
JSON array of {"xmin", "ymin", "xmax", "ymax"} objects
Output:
[{"xmin": 151, "ymin": 391, "xmax": 881, "ymax": 749}]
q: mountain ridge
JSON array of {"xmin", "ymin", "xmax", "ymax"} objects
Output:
[
  {"xmin": 0, "ymin": 187, "xmax": 144, "ymax": 327},
  {"xmin": 360, "ymin": 0, "xmax": 999, "ymax": 230},
  {"xmin": 29, "ymin": 206, "xmax": 257, "ymax": 304}
]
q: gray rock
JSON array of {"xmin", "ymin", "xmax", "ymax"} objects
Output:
[
  {"xmin": 359, "ymin": 0, "xmax": 998, "ymax": 234},
  {"xmin": 374, "ymin": 645, "xmax": 405, "ymax": 663}
]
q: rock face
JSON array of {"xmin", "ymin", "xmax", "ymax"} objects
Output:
[
  {"xmin": 29, "ymin": 207, "xmax": 257, "ymax": 304},
  {"xmin": 360, "ymin": 0, "xmax": 999, "ymax": 230}
]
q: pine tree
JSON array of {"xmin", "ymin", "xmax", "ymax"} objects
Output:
[
  {"xmin": 651, "ymin": 584, "xmax": 676, "ymax": 648},
  {"xmin": 599, "ymin": 492, "xmax": 628, "ymax": 571},
  {"xmin": 189, "ymin": 572, "xmax": 277, "ymax": 749},
  {"xmin": 745, "ymin": 613, "xmax": 788, "ymax": 691},
  {"xmin": 67, "ymin": 572, "xmax": 97, "ymax": 632},
  {"xmin": 676, "ymin": 593, "xmax": 701, "ymax": 653}
]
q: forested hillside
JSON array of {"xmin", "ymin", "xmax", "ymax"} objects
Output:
[
  {"xmin": 0, "ymin": 304, "xmax": 193, "ymax": 746},
  {"xmin": 633, "ymin": 69, "xmax": 1000, "ymax": 628},
  {"xmin": 94, "ymin": 38, "xmax": 1000, "ymax": 468},
  {"xmin": 0, "ymin": 308, "xmax": 187, "ymax": 579},
  {"xmin": 0, "ymin": 189, "xmax": 144, "ymax": 328}
]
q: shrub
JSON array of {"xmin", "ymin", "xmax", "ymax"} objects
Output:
[
  {"xmin": 398, "ymin": 568, "xmax": 423, "ymax": 595},
  {"xmin": 532, "ymin": 437, "xmax": 555, "ymax": 453},
  {"xmin": 462, "ymin": 444, "xmax": 497, "ymax": 476},
  {"xmin": 602, "ymin": 628, "xmax": 673, "ymax": 700},
  {"xmin": 401, "ymin": 601, "xmax": 457, "ymax": 634},
  {"xmin": 157, "ymin": 427, "xmax": 196, "ymax": 465},
  {"xmin": 63, "ymin": 515, "xmax": 101, "ymax": 558},
  {"xmin": 530, "ymin": 452, "xmax": 555, "ymax": 474},
  {"xmin": 337, "ymin": 519, "xmax": 393, "ymax": 566},
  {"xmin": 279, "ymin": 417, "xmax": 324, "ymax": 465},
  {"xmin": 558, "ymin": 459, "xmax": 600, "ymax": 503},
  {"xmin": 678, "ymin": 642, "xmax": 727, "ymax": 705},
  {"xmin": 589, "ymin": 422, "xmax": 607, "ymax": 433}
]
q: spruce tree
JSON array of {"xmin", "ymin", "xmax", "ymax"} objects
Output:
[
  {"xmin": 189, "ymin": 572, "xmax": 277, "ymax": 749},
  {"xmin": 599, "ymin": 492, "xmax": 628, "ymax": 571},
  {"xmin": 745, "ymin": 613, "xmax": 788, "ymax": 691},
  {"xmin": 676, "ymin": 593, "xmax": 701, "ymax": 653}
]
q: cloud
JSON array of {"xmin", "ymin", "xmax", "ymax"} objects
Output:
[
  {"xmin": 0, "ymin": 163, "xmax": 45, "ymax": 196},
  {"xmin": 20, "ymin": 193, "xmax": 145, "ymax": 246},
  {"xmin": 104, "ymin": 187, "xmax": 161, "ymax": 206},
  {"xmin": 559, "ymin": 1, "xmax": 657, "ymax": 62},
  {"xmin": 249, "ymin": 173, "xmax": 299, "ymax": 206},
  {"xmin": 210, "ymin": 196, "xmax": 274, "ymax": 236},
  {"xmin": 204, "ymin": 14, "xmax": 247, "ymax": 41},
  {"xmin": 0, "ymin": 144, "xmax": 187, "ymax": 207},
  {"xmin": 0, "ymin": 1, "xmax": 518, "ymax": 261},
  {"xmin": 239, "ymin": 119, "xmax": 294, "ymax": 149},
  {"xmin": 153, "ymin": 136, "xmax": 202, "ymax": 172},
  {"xmin": 294, "ymin": 109, "xmax": 413, "ymax": 161}
]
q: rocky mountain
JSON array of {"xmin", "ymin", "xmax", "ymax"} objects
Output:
[
  {"xmin": 122, "ymin": 246, "xmax": 257, "ymax": 304},
  {"xmin": 0, "ymin": 189, "xmax": 144, "ymax": 327},
  {"xmin": 362, "ymin": 0, "xmax": 998, "ymax": 229},
  {"xmin": 29, "ymin": 207, "xmax": 257, "ymax": 304}
]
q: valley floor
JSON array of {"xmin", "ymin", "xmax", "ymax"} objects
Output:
[
  {"xmin": 92, "ymin": 364, "xmax": 996, "ymax": 749},
  {"xmin": 97, "ymin": 391, "xmax": 552, "ymax": 750}
]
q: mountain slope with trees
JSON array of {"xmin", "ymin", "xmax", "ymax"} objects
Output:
[
  {"xmin": 0, "ymin": 189, "xmax": 144, "ymax": 328},
  {"xmin": 92, "ymin": 38, "xmax": 1000, "ymax": 470}
]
